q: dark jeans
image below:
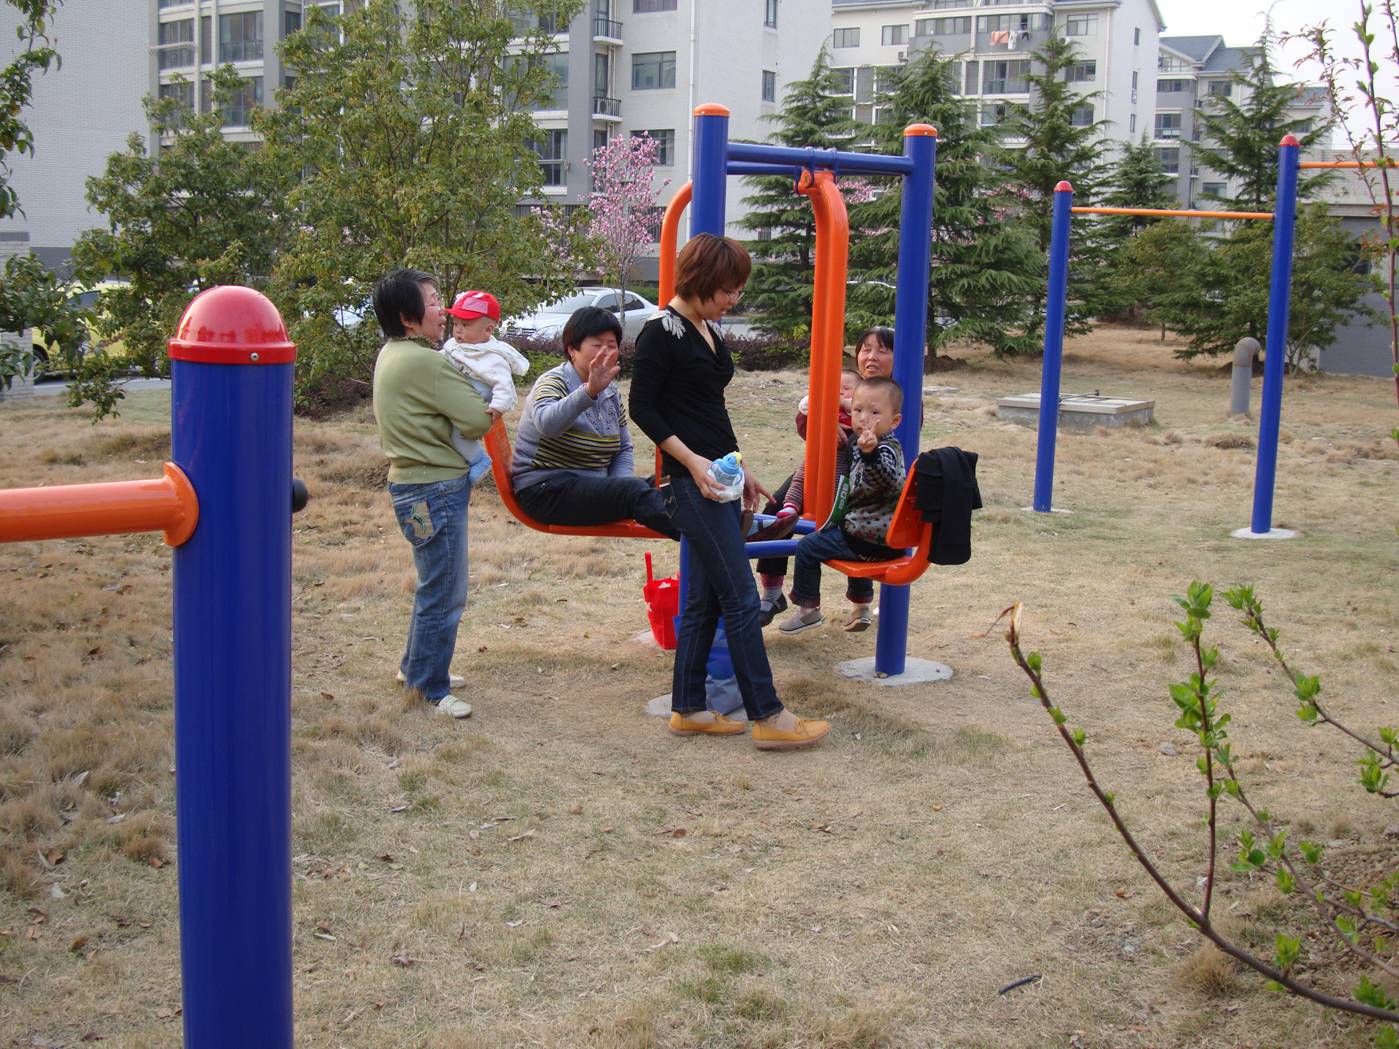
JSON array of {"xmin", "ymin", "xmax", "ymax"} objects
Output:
[
  {"xmin": 758, "ymin": 473, "xmax": 872, "ymax": 603},
  {"xmin": 663, "ymin": 472, "xmax": 783, "ymax": 721},
  {"xmin": 388, "ymin": 473, "xmax": 471, "ymax": 702},
  {"xmin": 790, "ymin": 524, "xmax": 896, "ymax": 609},
  {"xmin": 516, "ymin": 473, "xmax": 680, "ymax": 538}
]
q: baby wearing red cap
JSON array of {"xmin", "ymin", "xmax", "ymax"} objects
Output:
[{"xmin": 440, "ymin": 290, "xmax": 531, "ymax": 483}]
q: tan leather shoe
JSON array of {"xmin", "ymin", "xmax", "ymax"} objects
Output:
[
  {"xmin": 752, "ymin": 715, "xmax": 830, "ymax": 751},
  {"xmin": 668, "ymin": 711, "xmax": 748, "ymax": 736}
]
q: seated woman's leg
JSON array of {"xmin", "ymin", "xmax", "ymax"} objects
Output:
[
  {"xmin": 516, "ymin": 474, "xmax": 678, "ymax": 536},
  {"xmin": 666, "ymin": 473, "xmax": 783, "ymax": 722}
]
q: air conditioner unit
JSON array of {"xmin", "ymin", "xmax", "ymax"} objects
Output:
[{"xmin": 897, "ymin": 50, "xmax": 907, "ymax": 62}]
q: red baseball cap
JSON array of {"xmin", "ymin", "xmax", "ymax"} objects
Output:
[{"xmin": 445, "ymin": 290, "xmax": 500, "ymax": 321}]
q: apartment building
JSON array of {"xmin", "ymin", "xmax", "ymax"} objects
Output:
[
  {"xmin": 830, "ymin": 0, "xmax": 1164, "ymax": 147},
  {"xmin": 519, "ymin": 0, "xmax": 829, "ymax": 244},
  {"xmin": 0, "ymin": 1, "xmax": 148, "ymax": 273}
]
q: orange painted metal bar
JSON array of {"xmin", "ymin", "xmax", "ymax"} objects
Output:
[
  {"xmin": 796, "ymin": 170, "xmax": 849, "ymax": 524},
  {"xmin": 1299, "ymin": 159, "xmax": 1397, "ymax": 168},
  {"xmin": 1071, "ymin": 205, "xmax": 1273, "ymax": 220},
  {"xmin": 0, "ymin": 461, "xmax": 198, "ymax": 547},
  {"xmin": 657, "ymin": 181, "xmax": 693, "ymax": 303}
]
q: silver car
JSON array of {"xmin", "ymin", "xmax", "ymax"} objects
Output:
[{"xmin": 501, "ymin": 287, "xmax": 658, "ymax": 343}]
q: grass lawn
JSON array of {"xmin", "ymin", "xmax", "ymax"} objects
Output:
[{"xmin": 1, "ymin": 325, "xmax": 1396, "ymax": 1048}]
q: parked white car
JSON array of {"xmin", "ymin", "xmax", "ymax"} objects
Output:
[{"xmin": 502, "ymin": 287, "xmax": 658, "ymax": 343}]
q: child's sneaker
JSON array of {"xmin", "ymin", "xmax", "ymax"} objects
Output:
[
  {"xmin": 779, "ymin": 606, "xmax": 824, "ymax": 636},
  {"xmin": 758, "ymin": 592, "xmax": 788, "ymax": 627},
  {"xmin": 750, "ymin": 506, "xmax": 799, "ymax": 542},
  {"xmin": 843, "ymin": 605, "xmax": 873, "ymax": 632}
]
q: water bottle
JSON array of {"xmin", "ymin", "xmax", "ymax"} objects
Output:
[{"xmin": 707, "ymin": 452, "xmax": 744, "ymax": 502}]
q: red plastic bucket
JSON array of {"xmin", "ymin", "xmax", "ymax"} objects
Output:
[{"xmin": 643, "ymin": 552, "xmax": 678, "ymax": 650}]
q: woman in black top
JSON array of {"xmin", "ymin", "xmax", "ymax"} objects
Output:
[{"xmin": 630, "ymin": 234, "xmax": 829, "ymax": 751}]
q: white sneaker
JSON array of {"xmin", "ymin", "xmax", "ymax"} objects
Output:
[
  {"xmin": 433, "ymin": 695, "xmax": 473, "ymax": 718},
  {"xmin": 779, "ymin": 606, "xmax": 825, "ymax": 636},
  {"xmin": 397, "ymin": 669, "xmax": 466, "ymax": 689}
]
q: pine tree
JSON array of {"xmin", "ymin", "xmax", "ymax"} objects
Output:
[
  {"xmin": 1193, "ymin": 28, "xmax": 1334, "ymax": 210},
  {"xmin": 1005, "ymin": 34, "xmax": 1115, "ymax": 334},
  {"xmin": 737, "ymin": 46, "xmax": 857, "ymax": 338},
  {"xmin": 846, "ymin": 47, "xmax": 1040, "ymax": 357},
  {"xmin": 1098, "ymin": 137, "xmax": 1178, "ymax": 318}
]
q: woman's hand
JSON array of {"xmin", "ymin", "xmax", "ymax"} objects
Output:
[
  {"xmin": 687, "ymin": 455, "xmax": 728, "ymax": 501},
  {"xmin": 742, "ymin": 469, "xmax": 772, "ymax": 512},
  {"xmin": 584, "ymin": 345, "xmax": 621, "ymax": 398}
]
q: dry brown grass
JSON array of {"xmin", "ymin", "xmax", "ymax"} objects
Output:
[{"xmin": 0, "ymin": 325, "xmax": 1395, "ymax": 1047}]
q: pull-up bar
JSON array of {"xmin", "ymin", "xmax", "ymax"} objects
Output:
[
  {"xmin": 727, "ymin": 161, "xmax": 807, "ymax": 179},
  {"xmin": 1299, "ymin": 158, "xmax": 1396, "ymax": 169},
  {"xmin": 1073, "ymin": 205, "xmax": 1273, "ymax": 220},
  {"xmin": 1033, "ymin": 134, "xmax": 1305, "ymax": 538}
]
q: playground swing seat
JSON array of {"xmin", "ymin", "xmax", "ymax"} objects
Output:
[
  {"xmin": 821, "ymin": 465, "xmax": 933, "ymax": 587},
  {"xmin": 482, "ymin": 417, "xmax": 669, "ymax": 540}
]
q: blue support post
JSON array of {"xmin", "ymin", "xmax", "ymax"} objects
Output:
[
  {"xmin": 1249, "ymin": 136, "xmax": 1300, "ymax": 535},
  {"xmin": 168, "ymin": 287, "xmax": 295, "ymax": 1048},
  {"xmin": 1032, "ymin": 182, "xmax": 1075, "ymax": 513},
  {"xmin": 875, "ymin": 125, "xmax": 937, "ymax": 678}
]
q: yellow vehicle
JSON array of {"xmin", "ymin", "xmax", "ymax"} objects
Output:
[{"xmin": 30, "ymin": 279, "xmax": 130, "ymax": 379}]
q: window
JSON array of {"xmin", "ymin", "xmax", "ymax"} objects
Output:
[
  {"xmin": 764, "ymin": 0, "xmax": 777, "ymax": 28},
  {"xmin": 931, "ymin": 0, "xmax": 970, "ymax": 7},
  {"xmin": 534, "ymin": 51, "xmax": 568, "ymax": 109},
  {"xmin": 157, "ymin": 19, "xmax": 194, "ymax": 69},
  {"xmin": 158, "ymin": 79, "xmax": 194, "ymax": 116},
  {"xmin": 631, "ymin": 51, "xmax": 675, "ymax": 89},
  {"xmin": 1158, "ymin": 54, "xmax": 1190, "ymax": 72},
  {"xmin": 532, "ymin": 129, "xmax": 567, "ymax": 186},
  {"xmin": 1155, "ymin": 112, "xmax": 1181, "ymax": 138},
  {"xmin": 284, "ymin": 9, "xmax": 301, "ymax": 36},
  {"xmin": 1069, "ymin": 103, "xmax": 1093, "ymax": 126},
  {"xmin": 980, "ymin": 101, "xmax": 1023, "ymax": 126},
  {"xmin": 964, "ymin": 60, "xmax": 978, "ymax": 94},
  {"xmin": 205, "ymin": 76, "xmax": 262, "ymax": 127},
  {"xmin": 1134, "ymin": 27, "xmax": 1141, "ymax": 45},
  {"xmin": 1202, "ymin": 181, "xmax": 1226, "ymax": 197},
  {"xmin": 982, "ymin": 59, "xmax": 1030, "ymax": 94},
  {"xmin": 1131, "ymin": 70, "xmax": 1138, "ymax": 102},
  {"xmin": 881, "ymin": 24, "xmax": 908, "ymax": 46},
  {"xmin": 1064, "ymin": 15, "xmax": 1098, "ymax": 36},
  {"xmin": 1064, "ymin": 61, "xmax": 1096, "ymax": 82},
  {"xmin": 631, "ymin": 128, "xmax": 675, "ymax": 166},
  {"xmin": 1157, "ymin": 78, "xmax": 1187, "ymax": 93},
  {"xmin": 1129, "ymin": 113, "xmax": 1136, "ymax": 133},
  {"xmin": 976, "ymin": 13, "xmax": 1046, "ymax": 33},
  {"xmin": 925, "ymin": 16, "xmax": 970, "ymax": 34},
  {"xmin": 1152, "ymin": 146, "xmax": 1179, "ymax": 173},
  {"xmin": 833, "ymin": 27, "xmax": 860, "ymax": 48},
  {"xmin": 874, "ymin": 66, "xmax": 898, "ymax": 94},
  {"xmin": 157, "ymin": 0, "xmax": 187, "ymax": 7},
  {"xmin": 761, "ymin": 70, "xmax": 776, "ymax": 102},
  {"xmin": 1206, "ymin": 80, "xmax": 1233, "ymax": 97},
  {"xmin": 633, "ymin": 0, "xmax": 676, "ymax": 11},
  {"xmin": 219, "ymin": 11, "xmax": 263, "ymax": 62},
  {"xmin": 831, "ymin": 66, "xmax": 854, "ymax": 94},
  {"xmin": 594, "ymin": 52, "xmax": 609, "ymax": 96}
]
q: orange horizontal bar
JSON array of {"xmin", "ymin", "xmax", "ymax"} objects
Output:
[
  {"xmin": 1071, "ymin": 206, "xmax": 1273, "ymax": 220},
  {"xmin": 1299, "ymin": 159, "xmax": 1397, "ymax": 168},
  {"xmin": 0, "ymin": 462, "xmax": 198, "ymax": 547}
]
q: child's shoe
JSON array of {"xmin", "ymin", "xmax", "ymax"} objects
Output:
[
  {"xmin": 466, "ymin": 451, "xmax": 493, "ymax": 486},
  {"xmin": 779, "ymin": 606, "xmax": 824, "ymax": 636},
  {"xmin": 749, "ymin": 506, "xmax": 799, "ymax": 542},
  {"xmin": 758, "ymin": 592, "xmax": 788, "ymax": 627},
  {"xmin": 843, "ymin": 605, "xmax": 873, "ymax": 632}
]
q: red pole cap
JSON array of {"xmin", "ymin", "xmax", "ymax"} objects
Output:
[
  {"xmin": 1055, "ymin": 180, "xmax": 1074, "ymax": 193},
  {"xmin": 694, "ymin": 103, "xmax": 730, "ymax": 117},
  {"xmin": 168, "ymin": 286, "xmax": 296, "ymax": 365},
  {"xmin": 904, "ymin": 124, "xmax": 938, "ymax": 138},
  {"xmin": 1279, "ymin": 133, "xmax": 1299, "ymax": 148}
]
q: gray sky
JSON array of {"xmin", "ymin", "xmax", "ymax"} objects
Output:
[{"xmin": 1159, "ymin": 0, "xmax": 1398, "ymax": 146}]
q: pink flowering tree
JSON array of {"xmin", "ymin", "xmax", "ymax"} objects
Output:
[{"xmin": 586, "ymin": 133, "xmax": 669, "ymax": 312}]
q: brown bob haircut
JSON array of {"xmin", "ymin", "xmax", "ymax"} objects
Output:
[{"xmin": 674, "ymin": 233, "xmax": 752, "ymax": 302}]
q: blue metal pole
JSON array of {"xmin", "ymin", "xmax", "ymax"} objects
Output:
[
  {"xmin": 168, "ymin": 287, "xmax": 294, "ymax": 1049},
  {"xmin": 681, "ymin": 104, "xmax": 731, "ymax": 675},
  {"xmin": 727, "ymin": 141, "xmax": 916, "ymax": 177},
  {"xmin": 1032, "ymin": 182, "xmax": 1074, "ymax": 513},
  {"xmin": 875, "ymin": 125, "xmax": 937, "ymax": 678},
  {"xmin": 1250, "ymin": 136, "xmax": 1300, "ymax": 534}
]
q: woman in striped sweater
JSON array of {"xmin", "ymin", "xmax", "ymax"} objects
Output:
[{"xmin": 511, "ymin": 306, "xmax": 678, "ymax": 538}]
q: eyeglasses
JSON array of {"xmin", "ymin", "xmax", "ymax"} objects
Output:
[{"xmin": 720, "ymin": 287, "xmax": 744, "ymax": 304}]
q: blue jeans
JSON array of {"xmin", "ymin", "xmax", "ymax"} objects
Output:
[
  {"xmin": 791, "ymin": 524, "xmax": 895, "ymax": 609},
  {"xmin": 388, "ymin": 473, "xmax": 471, "ymax": 702},
  {"xmin": 516, "ymin": 473, "xmax": 680, "ymax": 539},
  {"xmin": 664, "ymin": 473, "xmax": 783, "ymax": 721}
]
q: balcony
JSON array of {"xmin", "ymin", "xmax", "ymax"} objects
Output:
[
  {"xmin": 593, "ymin": 17, "xmax": 623, "ymax": 43},
  {"xmin": 592, "ymin": 96, "xmax": 621, "ymax": 120}
]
